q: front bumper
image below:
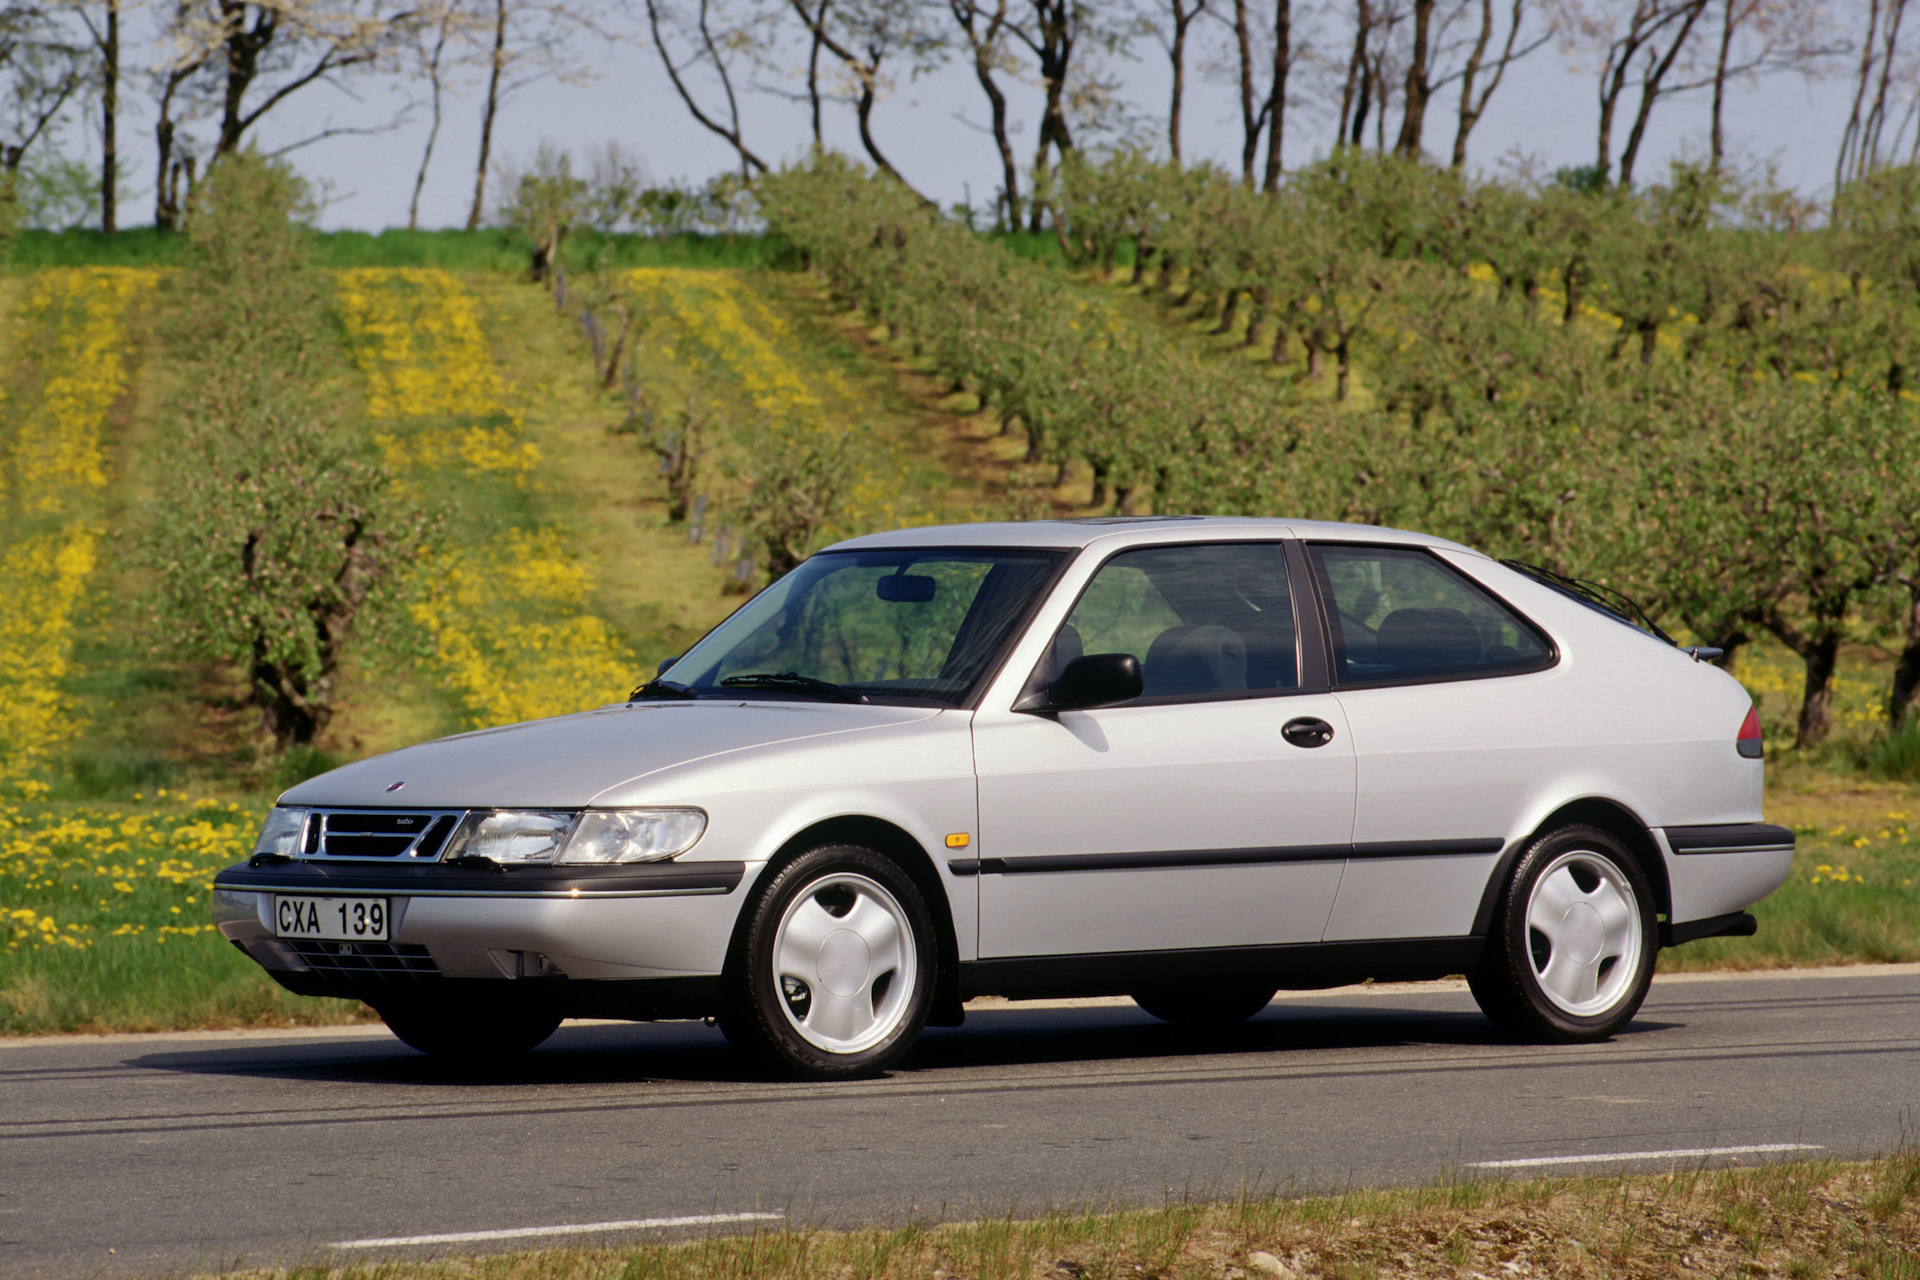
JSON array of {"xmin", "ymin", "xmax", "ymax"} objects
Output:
[{"xmin": 212, "ymin": 858, "xmax": 752, "ymax": 1015}]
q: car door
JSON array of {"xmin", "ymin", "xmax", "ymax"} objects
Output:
[
  {"xmin": 1304, "ymin": 542, "xmax": 1559, "ymax": 941},
  {"xmin": 970, "ymin": 540, "xmax": 1355, "ymax": 959}
]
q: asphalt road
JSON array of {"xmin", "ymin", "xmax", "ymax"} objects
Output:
[{"xmin": 5, "ymin": 965, "xmax": 1920, "ymax": 1278}]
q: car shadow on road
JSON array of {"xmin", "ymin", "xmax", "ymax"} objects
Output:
[{"xmin": 126, "ymin": 1000, "xmax": 1680, "ymax": 1089}]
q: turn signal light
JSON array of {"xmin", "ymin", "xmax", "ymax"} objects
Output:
[{"xmin": 1736, "ymin": 706, "xmax": 1763, "ymax": 759}]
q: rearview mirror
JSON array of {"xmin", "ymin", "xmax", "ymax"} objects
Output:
[
  {"xmin": 1022, "ymin": 652, "xmax": 1143, "ymax": 713},
  {"xmin": 876, "ymin": 573, "xmax": 937, "ymax": 603}
]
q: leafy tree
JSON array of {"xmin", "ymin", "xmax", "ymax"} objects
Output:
[{"xmin": 144, "ymin": 153, "xmax": 427, "ymax": 751}]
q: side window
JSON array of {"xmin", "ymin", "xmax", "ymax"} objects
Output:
[
  {"xmin": 1309, "ymin": 545, "xmax": 1550, "ymax": 684},
  {"xmin": 1041, "ymin": 542, "xmax": 1299, "ymax": 701}
]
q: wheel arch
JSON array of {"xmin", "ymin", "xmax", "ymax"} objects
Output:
[
  {"xmin": 730, "ymin": 814, "xmax": 964, "ymax": 1026},
  {"xmin": 1470, "ymin": 796, "xmax": 1671, "ymax": 938}
]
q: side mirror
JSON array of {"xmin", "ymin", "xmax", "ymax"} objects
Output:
[
  {"xmin": 657, "ymin": 655, "xmax": 681, "ymax": 676},
  {"xmin": 1018, "ymin": 652, "xmax": 1143, "ymax": 713}
]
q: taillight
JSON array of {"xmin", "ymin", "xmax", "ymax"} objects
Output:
[{"xmin": 1736, "ymin": 706, "xmax": 1763, "ymax": 759}]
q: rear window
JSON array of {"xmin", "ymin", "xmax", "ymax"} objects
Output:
[{"xmin": 1309, "ymin": 545, "xmax": 1551, "ymax": 684}]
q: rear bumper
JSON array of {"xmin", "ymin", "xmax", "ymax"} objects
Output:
[
  {"xmin": 1660, "ymin": 823, "xmax": 1794, "ymax": 929},
  {"xmin": 212, "ymin": 858, "xmax": 753, "ymax": 1008}
]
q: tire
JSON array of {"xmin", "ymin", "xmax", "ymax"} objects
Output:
[
  {"xmin": 1469, "ymin": 824, "xmax": 1656, "ymax": 1042},
  {"xmin": 377, "ymin": 997, "xmax": 562, "ymax": 1063},
  {"xmin": 1131, "ymin": 983, "xmax": 1277, "ymax": 1028},
  {"xmin": 719, "ymin": 844, "xmax": 937, "ymax": 1079}
]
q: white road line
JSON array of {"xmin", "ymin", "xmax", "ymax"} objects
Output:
[
  {"xmin": 331, "ymin": 1211, "xmax": 784, "ymax": 1249},
  {"xmin": 1469, "ymin": 1143, "xmax": 1823, "ymax": 1169}
]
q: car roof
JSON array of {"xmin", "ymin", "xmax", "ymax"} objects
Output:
[{"xmin": 825, "ymin": 516, "xmax": 1485, "ymax": 557}]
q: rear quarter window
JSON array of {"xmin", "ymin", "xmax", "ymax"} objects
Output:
[{"xmin": 1309, "ymin": 544, "xmax": 1552, "ymax": 684}]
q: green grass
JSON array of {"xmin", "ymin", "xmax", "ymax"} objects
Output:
[
  {"xmin": 160, "ymin": 1154, "xmax": 1920, "ymax": 1280},
  {"xmin": 3, "ymin": 227, "xmax": 792, "ymax": 273},
  {"xmin": 0, "ymin": 787, "xmax": 372, "ymax": 1035}
]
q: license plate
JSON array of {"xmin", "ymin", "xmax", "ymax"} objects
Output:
[{"xmin": 275, "ymin": 896, "xmax": 389, "ymax": 941}]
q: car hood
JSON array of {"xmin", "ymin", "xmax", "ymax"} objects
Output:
[{"xmin": 279, "ymin": 701, "xmax": 945, "ymax": 809}]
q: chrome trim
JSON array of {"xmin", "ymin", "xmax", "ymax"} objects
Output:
[{"xmin": 293, "ymin": 808, "xmax": 469, "ymax": 862}]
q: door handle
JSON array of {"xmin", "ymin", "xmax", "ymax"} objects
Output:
[{"xmin": 1282, "ymin": 716, "xmax": 1335, "ymax": 748}]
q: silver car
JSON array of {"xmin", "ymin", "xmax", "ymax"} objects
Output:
[{"xmin": 214, "ymin": 518, "xmax": 1792, "ymax": 1077}]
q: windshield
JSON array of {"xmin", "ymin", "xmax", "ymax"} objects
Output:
[{"xmin": 661, "ymin": 548, "xmax": 1065, "ymax": 706}]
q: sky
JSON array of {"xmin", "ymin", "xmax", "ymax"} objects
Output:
[{"xmin": 71, "ymin": 6, "xmax": 1870, "ymax": 233}]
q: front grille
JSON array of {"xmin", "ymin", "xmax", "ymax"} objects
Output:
[
  {"xmin": 273, "ymin": 940, "xmax": 440, "ymax": 982},
  {"xmin": 306, "ymin": 810, "xmax": 464, "ymax": 860}
]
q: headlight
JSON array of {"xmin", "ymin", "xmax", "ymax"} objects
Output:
[
  {"xmin": 252, "ymin": 807, "xmax": 308, "ymax": 857},
  {"xmin": 560, "ymin": 809, "xmax": 707, "ymax": 864},
  {"xmin": 446, "ymin": 811, "xmax": 578, "ymax": 865}
]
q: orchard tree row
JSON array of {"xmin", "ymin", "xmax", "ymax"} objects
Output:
[{"xmin": 757, "ymin": 149, "xmax": 1920, "ymax": 751}]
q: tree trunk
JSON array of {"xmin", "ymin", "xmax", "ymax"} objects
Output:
[
  {"xmin": 808, "ymin": 0, "xmax": 830, "ymax": 143},
  {"xmin": 1617, "ymin": 0, "xmax": 1710, "ymax": 188},
  {"xmin": 410, "ymin": 8, "xmax": 453, "ymax": 232},
  {"xmin": 1262, "ymin": 0, "xmax": 1290, "ymax": 190},
  {"xmin": 955, "ymin": 2, "xmax": 1019, "ymax": 227},
  {"xmin": 100, "ymin": 0, "xmax": 118, "ymax": 233},
  {"xmin": 1451, "ymin": 0, "xmax": 1493, "ymax": 167},
  {"xmin": 1709, "ymin": 0, "xmax": 1736, "ymax": 169},
  {"xmin": 1235, "ymin": 0, "xmax": 1258, "ymax": 183},
  {"xmin": 1394, "ymin": 0, "xmax": 1434, "ymax": 157},
  {"xmin": 1890, "ymin": 588, "xmax": 1920, "ymax": 729},
  {"xmin": 1027, "ymin": 0, "xmax": 1075, "ymax": 230},
  {"xmin": 1794, "ymin": 631, "xmax": 1841, "ymax": 748},
  {"xmin": 1168, "ymin": 1, "xmax": 1195, "ymax": 167},
  {"xmin": 468, "ymin": 0, "xmax": 508, "ymax": 231},
  {"xmin": 1211, "ymin": 288, "xmax": 1243, "ymax": 335},
  {"xmin": 1339, "ymin": 0, "xmax": 1371, "ymax": 147}
]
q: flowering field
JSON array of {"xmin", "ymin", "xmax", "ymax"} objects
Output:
[
  {"xmin": 0, "ymin": 785, "xmax": 368, "ymax": 1033},
  {"xmin": 338, "ymin": 267, "xmax": 636, "ymax": 729},
  {"xmin": 0, "ymin": 268, "xmax": 156, "ymax": 780}
]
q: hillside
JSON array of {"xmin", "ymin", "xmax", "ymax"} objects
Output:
[{"xmin": 1, "ymin": 211, "xmax": 1916, "ymax": 1035}]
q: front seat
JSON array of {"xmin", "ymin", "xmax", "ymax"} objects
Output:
[
  {"xmin": 1374, "ymin": 606, "xmax": 1482, "ymax": 671},
  {"xmin": 1143, "ymin": 624, "xmax": 1248, "ymax": 697}
]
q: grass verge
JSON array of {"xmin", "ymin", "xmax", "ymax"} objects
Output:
[{"xmin": 191, "ymin": 1153, "xmax": 1920, "ymax": 1280}]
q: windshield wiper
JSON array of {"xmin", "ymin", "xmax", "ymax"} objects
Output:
[
  {"xmin": 629, "ymin": 677, "xmax": 699, "ymax": 701},
  {"xmin": 719, "ymin": 672, "xmax": 869, "ymax": 703}
]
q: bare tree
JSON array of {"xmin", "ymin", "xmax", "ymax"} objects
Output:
[
  {"xmin": 1393, "ymin": 0, "xmax": 1432, "ymax": 155},
  {"xmin": 72, "ymin": 1, "xmax": 120, "ymax": 231},
  {"xmin": 1559, "ymin": 0, "xmax": 1713, "ymax": 186},
  {"xmin": 0, "ymin": 3, "xmax": 86, "ymax": 182},
  {"xmin": 407, "ymin": 0, "xmax": 464, "ymax": 229},
  {"xmin": 1450, "ymin": 0, "xmax": 1545, "ymax": 167},
  {"xmin": 1703, "ymin": 0, "xmax": 1842, "ymax": 171},
  {"xmin": 461, "ymin": 0, "xmax": 593, "ymax": 230},
  {"xmin": 788, "ymin": 0, "xmax": 944, "ymax": 196},
  {"xmin": 1838, "ymin": 0, "xmax": 1914, "ymax": 188},
  {"xmin": 1150, "ymin": 0, "xmax": 1207, "ymax": 165},
  {"xmin": 148, "ymin": 1, "xmax": 415, "ymax": 227},
  {"xmin": 1225, "ymin": 0, "xmax": 1288, "ymax": 184},
  {"xmin": 646, "ymin": 0, "xmax": 766, "ymax": 178},
  {"xmin": 949, "ymin": 0, "xmax": 1021, "ymax": 223}
]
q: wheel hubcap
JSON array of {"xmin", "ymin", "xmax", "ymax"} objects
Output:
[
  {"xmin": 1524, "ymin": 850, "xmax": 1642, "ymax": 1017},
  {"xmin": 772, "ymin": 873, "xmax": 916, "ymax": 1055}
]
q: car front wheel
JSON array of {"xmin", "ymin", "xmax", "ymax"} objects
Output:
[
  {"xmin": 1469, "ymin": 824, "xmax": 1656, "ymax": 1042},
  {"xmin": 720, "ymin": 844, "xmax": 937, "ymax": 1079}
]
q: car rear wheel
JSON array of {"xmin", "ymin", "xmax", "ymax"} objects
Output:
[
  {"xmin": 1469, "ymin": 824, "xmax": 1656, "ymax": 1042},
  {"xmin": 1131, "ymin": 983, "xmax": 1278, "ymax": 1029},
  {"xmin": 377, "ymin": 997, "xmax": 562, "ymax": 1062},
  {"xmin": 720, "ymin": 844, "xmax": 936, "ymax": 1079}
]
